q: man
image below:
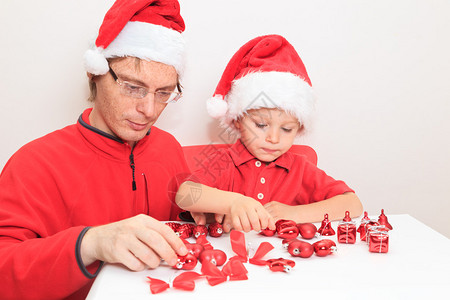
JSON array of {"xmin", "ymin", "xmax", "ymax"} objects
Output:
[{"xmin": 0, "ymin": 1, "xmax": 190, "ymax": 299}]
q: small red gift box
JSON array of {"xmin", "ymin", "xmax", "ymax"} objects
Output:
[
  {"xmin": 337, "ymin": 222, "xmax": 357, "ymax": 244},
  {"xmin": 369, "ymin": 231, "xmax": 389, "ymax": 253}
]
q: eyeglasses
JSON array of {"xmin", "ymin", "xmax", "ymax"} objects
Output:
[{"xmin": 108, "ymin": 67, "xmax": 182, "ymax": 103}]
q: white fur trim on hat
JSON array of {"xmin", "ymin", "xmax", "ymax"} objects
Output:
[
  {"xmin": 85, "ymin": 21, "xmax": 185, "ymax": 76},
  {"xmin": 221, "ymin": 71, "xmax": 315, "ymax": 133}
]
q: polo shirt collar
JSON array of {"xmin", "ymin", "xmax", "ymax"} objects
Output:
[{"xmin": 229, "ymin": 139, "xmax": 294, "ymax": 171}]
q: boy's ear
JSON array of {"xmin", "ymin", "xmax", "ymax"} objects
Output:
[
  {"xmin": 233, "ymin": 119, "xmax": 241, "ymax": 129},
  {"xmin": 87, "ymin": 72, "xmax": 94, "ymax": 80}
]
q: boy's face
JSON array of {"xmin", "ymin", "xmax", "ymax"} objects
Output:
[{"xmin": 234, "ymin": 108, "xmax": 301, "ymax": 163}]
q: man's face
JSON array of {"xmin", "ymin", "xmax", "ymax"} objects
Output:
[
  {"xmin": 89, "ymin": 57, "xmax": 178, "ymax": 146},
  {"xmin": 234, "ymin": 108, "xmax": 301, "ymax": 163}
]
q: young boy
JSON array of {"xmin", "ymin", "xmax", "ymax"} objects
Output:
[{"xmin": 176, "ymin": 34, "xmax": 362, "ymax": 233}]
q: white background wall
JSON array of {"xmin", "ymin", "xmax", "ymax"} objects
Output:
[{"xmin": 1, "ymin": 0, "xmax": 449, "ymax": 238}]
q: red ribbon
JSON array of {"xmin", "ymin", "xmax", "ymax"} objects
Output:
[
  {"xmin": 248, "ymin": 242, "xmax": 274, "ymax": 265},
  {"xmin": 201, "ymin": 258, "xmax": 248, "ymax": 286},
  {"xmin": 230, "ymin": 230, "xmax": 248, "ymax": 262},
  {"xmin": 147, "ymin": 271, "xmax": 202, "ymax": 294}
]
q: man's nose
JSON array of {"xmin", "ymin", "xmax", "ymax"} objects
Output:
[{"xmin": 136, "ymin": 93, "xmax": 157, "ymax": 117}]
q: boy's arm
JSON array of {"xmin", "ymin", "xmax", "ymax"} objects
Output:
[
  {"xmin": 176, "ymin": 181, "xmax": 275, "ymax": 232},
  {"xmin": 264, "ymin": 192, "xmax": 363, "ymax": 223}
]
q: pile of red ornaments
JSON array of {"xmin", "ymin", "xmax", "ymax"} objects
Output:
[
  {"xmin": 165, "ymin": 222, "xmax": 227, "ymax": 270},
  {"xmin": 357, "ymin": 209, "xmax": 393, "ymax": 253},
  {"xmin": 262, "ymin": 219, "xmax": 337, "ymax": 258}
]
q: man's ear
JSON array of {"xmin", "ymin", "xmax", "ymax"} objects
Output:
[{"xmin": 87, "ymin": 72, "xmax": 94, "ymax": 80}]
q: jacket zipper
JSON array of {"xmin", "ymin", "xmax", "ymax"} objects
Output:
[{"xmin": 129, "ymin": 148, "xmax": 137, "ymax": 191}]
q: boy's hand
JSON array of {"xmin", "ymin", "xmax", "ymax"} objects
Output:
[
  {"xmin": 264, "ymin": 201, "xmax": 297, "ymax": 222},
  {"xmin": 229, "ymin": 196, "xmax": 275, "ymax": 232}
]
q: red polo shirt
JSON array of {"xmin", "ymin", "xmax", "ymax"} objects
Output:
[{"xmin": 191, "ymin": 140, "xmax": 354, "ymax": 205}]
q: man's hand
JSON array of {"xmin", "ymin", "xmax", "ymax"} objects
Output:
[
  {"xmin": 80, "ymin": 214, "xmax": 188, "ymax": 271},
  {"xmin": 228, "ymin": 196, "xmax": 276, "ymax": 232}
]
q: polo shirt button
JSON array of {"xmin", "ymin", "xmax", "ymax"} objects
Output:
[
  {"xmin": 260, "ymin": 177, "xmax": 265, "ymax": 184},
  {"xmin": 255, "ymin": 161, "xmax": 262, "ymax": 167},
  {"xmin": 257, "ymin": 193, "xmax": 264, "ymax": 200}
]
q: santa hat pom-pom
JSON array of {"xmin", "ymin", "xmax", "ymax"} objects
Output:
[
  {"xmin": 84, "ymin": 47, "xmax": 109, "ymax": 75},
  {"xmin": 206, "ymin": 95, "xmax": 228, "ymax": 118}
]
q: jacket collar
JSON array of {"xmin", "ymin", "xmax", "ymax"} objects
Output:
[
  {"xmin": 229, "ymin": 139, "xmax": 294, "ymax": 171},
  {"xmin": 76, "ymin": 108, "xmax": 152, "ymax": 160}
]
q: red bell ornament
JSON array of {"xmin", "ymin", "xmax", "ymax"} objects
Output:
[
  {"xmin": 193, "ymin": 225, "xmax": 208, "ymax": 239},
  {"xmin": 208, "ymin": 222, "xmax": 223, "ymax": 237},
  {"xmin": 199, "ymin": 249, "xmax": 227, "ymax": 266},
  {"xmin": 313, "ymin": 239, "xmax": 337, "ymax": 257},
  {"xmin": 377, "ymin": 209, "xmax": 393, "ymax": 230},
  {"xmin": 173, "ymin": 253, "xmax": 198, "ymax": 270},
  {"xmin": 296, "ymin": 223, "xmax": 318, "ymax": 239},
  {"xmin": 317, "ymin": 214, "xmax": 335, "ymax": 236},
  {"xmin": 357, "ymin": 211, "xmax": 371, "ymax": 241},
  {"xmin": 337, "ymin": 211, "xmax": 357, "ymax": 244},
  {"xmin": 266, "ymin": 258, "xmax": 296, "ymax": 273},
  {"xmin": 288, "ymin": 240, "xmax": 314, "ymax": 258},
  {"xmin": 369, "ymin": 230, "xmax": 389, "ymax": 253}
]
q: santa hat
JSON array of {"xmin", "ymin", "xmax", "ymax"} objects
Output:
[
  {"xmin": 207, "ymin": 34, "xmax": 314, "ymax": 132},
  {"xmin": 84, "ymin": 0, "xmax": 185, "ymax": 76}
]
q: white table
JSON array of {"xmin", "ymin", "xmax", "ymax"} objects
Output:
[{"xmin": 87, "ymin": 215, "xmax": 450, "ymax": 299}]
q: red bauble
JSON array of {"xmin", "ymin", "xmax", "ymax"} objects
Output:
[
  {"xmin": 276, "ymin": 220, "xmax": 299, "ymax": 239},
  {"xmin": 165, "ymin": 222, "xmax": 180, "ymax": 232},
  {"xmin": 260, "ymin": 227, "xmax": 277, "ymax": 237},
  {"xmin": 173, "ymin": 253, "xmax": 198, "ymax": 270},
  {"xmin": 193, "ymin": 225, "xmax": 208, "ymax": 239},
  {"xmin": 288, "ymin": 240, "xmax": 314, "ymax": 258},
  {"xmin": 184, "ymin": 243, "xmax": 204, "ymax": 258},
  {"xmin": 296, "ymin": 223, "xmax": 317, "ymax": 239},
  {"xmin": 199, "ymin": 249, "xmax": 227, "ymax": 266},
  {"xmin": 266, "ymin": 258, "xmax": 296, "ymax": 272},
  {"xmin": 208, "ymin": 222, "xmax": 223, "ymax": 237},
  {"xmin": 317, "ymin": 214, "xmax": 335, "ymax": 236},
  {"xmin": 176, "ymin": 223, "xmax": 194, "ymax": 239},
  {"xmin": 313, "ymin": 239, "xmax": 337, "ymax": 257},
  {"xmin": 281, "ymin": 238, "xmax": 299, "ymax": 250}
]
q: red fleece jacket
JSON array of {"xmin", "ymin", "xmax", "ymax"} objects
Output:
[{"xmin": 0, "ymin": 109, "xmax": 188, "ymax": 300}]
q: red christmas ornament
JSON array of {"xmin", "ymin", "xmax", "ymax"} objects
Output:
[
  {"xmin": 337, "ymin": 211, "xmax": 357, "ymax": 244},
  {"xmin": 184, "ymin": 242, "xmax": 205, "ymax": 258},
  {"xmin": 165, "ymin": 222, "xmax": 180, "ymax": 232},
  {"xmin": 208, "ymin": 222, "xmax": 223, "ymax": 237},
  {"xmin": 312, "ymin": 239, "xmax": 337, "ymax": 257},
  {"xmin": 281, "ymin": 238, "xmax": 299, "ymax": 250},
  {"xmin": 361, "ymin": 219, "xmax": 379, "ymax": 242},
  {"xmin": 173, "ymin": 253, "xmax": 198, "ymax": 270},
  {"xmin": 260, "ymin": 227, "xmax": 277, "ymax": 237},
  {"xmin": 176, "ymin": 223, "xmax": 195, "ymax": 239},
  {"xmin": 199, "ymin": 249, "xmax": 227, "ymax": 266},
  {"xmin": 288, "ymin": 240, "xmax": 314, "ymax": 258},
  {"xmin": 317, "ymin": 214, "xmax": 335, "ymax": 236},
  {"xmin": 276, "ymin": 220, "xmax": 299, "ymax": 239},
  {"xmin": 193, "ymin": 225, "xmax": 208, "ymax": 238},
  {"xmin": 296, "ymin": 223, "xmax": 318, "ymax": 239},
  {"xmin": 266, "ymin": 258, "xmax": 295, "ymax": 272},
  {"xmin": 357, "ymin": 211, "xmax": 371, "ymax": 241},
  {"xmin": 377, "ymin": 209, "xmax": 393, "ymax": 230},
  {"xmin": 369, "ymin": 230, "xmax": 389, "ymax": 253}
]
